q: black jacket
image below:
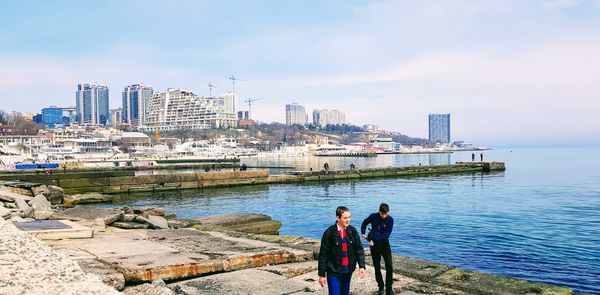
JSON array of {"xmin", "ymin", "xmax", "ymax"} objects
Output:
[{"xmin": 318, "ymin": 223, "xmax": 366, "ymax": 277}]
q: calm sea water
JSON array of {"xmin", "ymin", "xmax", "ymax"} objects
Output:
[{"xmin": 102, "ymin": 146, "xmax": 600, "ymax": 293}]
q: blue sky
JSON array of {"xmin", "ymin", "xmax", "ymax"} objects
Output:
[{"xmin": 1, "ymin": 0, "xmax": 600, "ymax": 146}]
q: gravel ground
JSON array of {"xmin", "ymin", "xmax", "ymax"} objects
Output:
[{"xmin": 0, "ymin": 218, "xmax": 120, "ymax": 295}]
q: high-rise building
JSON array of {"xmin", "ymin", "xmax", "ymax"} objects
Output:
[
  {"xmin": 41, "ymin": 106, "xmax": 63, "ymax": 128},
  {"xmin": 122, "ymin": 84, "xmax": 154, "ymax": 127},
  {"xmin": 110, "ymin": 108, "xmax": 123, "ymax": 127},
  {"xmin": 140, "ymin": 88, "xmax": 237, "ymax": 132},
  {"xmin": 285, "ymin": 103, "xmax": 307, "ymax": 126},
  {"xmin": 313, "ymin": 109, "xmax": 346, "ymax": 128},
  {"xmin": 76, "ymin": 83, "xmax": 109, "ymax": 126},
  {"xmin": 237, "ymin": 111, "xmax": 249, "ymax": 120},
  {"xmin": 428, "ymin": 114, "xmax": 451, "ymax": 143},
  {"xmin": 62, "ymin": 106, "xmax": 76, "ymax": 126}
]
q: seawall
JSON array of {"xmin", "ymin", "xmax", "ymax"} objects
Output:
[{"xmin": 0, "ymin": 162, "xmax": 505, "ymax": 195}]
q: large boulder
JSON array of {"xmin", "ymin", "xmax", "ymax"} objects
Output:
[
  {"xmin": 31, "ymin": 185, "xmax": 51, "ymax": 198},
  {"xmin": 31, "ymin": 194, "xmax": 52, "ymax": 212},
  {"xmin": 47, "ymin": 185, "xmax": 65, "ymax": 204}
]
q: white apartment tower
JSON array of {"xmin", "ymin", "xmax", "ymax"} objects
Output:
[
  {"xmin": 313, "ymin": 109, "xmax": 345, "ymax": 128},
  {"xmin": 140, "ymin": 88, "xmax": 236, "ymax": 131},
  {"xmin": 285, "ymin": 103, "xmax": 307, "ymax": 126}
]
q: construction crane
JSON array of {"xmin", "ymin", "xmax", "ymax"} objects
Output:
[
  {"xmin": 208, "ymin": 82, "xmax": 218, "ymax": 97},
  {"xmin": 245, "ymin": 97, "xmax": 263, "ymax": 119},
  {"xmin": 229, "ymin": 75, "xmax": 245, "ymax": 94}
]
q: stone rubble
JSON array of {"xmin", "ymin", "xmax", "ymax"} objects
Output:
[{"xmin": 0, "ymin": 217, "xmax": 119, "ymax": 295}]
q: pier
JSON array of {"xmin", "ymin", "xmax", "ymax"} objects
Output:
[{"xmin": 0, "ymin": 162, "xmax": 505, "ymax": 196}]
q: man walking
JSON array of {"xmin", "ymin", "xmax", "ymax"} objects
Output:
[
  {"xmin": 362, "ymin": 203, "xmax": 394, "ymax": 295},
  {"xmin": 318, "ymin": 206, "xmax": 366, "ymax": 295}
]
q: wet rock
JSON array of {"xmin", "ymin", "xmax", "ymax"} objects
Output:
[
  {"xmin": 47, "ymin": 185, "xmax": 65, "ymax": 205},
  {"xmin": 112, "ymin": 222, "xmax": 149, "ymax": 229},
  {"xmin": 54, "ymin": 206, "xmax": 123, "ymax": 225},
  {"xmin": 31, "ymin": 185, "xmax": 51, "ymax": 198}
]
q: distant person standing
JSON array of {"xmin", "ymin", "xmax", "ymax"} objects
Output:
[
  {"xmin": 480, "ymin": 153, "xmax": 484, "ymax": 162},
  {"xmin": 362, "ymin": 203, "xmax": 394, "ymax": 295},
  {"xmin": 318, "ymin": 206, "xmax": 366, "ymax": 295},
  {"xmin": 471, "ymin": 153, "xmax": 475, "ymax": 162},
  {"xmin": 324, "ymin": 162, "xmax": 330, "ymax": 171}
]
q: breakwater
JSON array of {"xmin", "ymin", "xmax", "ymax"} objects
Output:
[{"xmin": 0, "ymin": 162, "xmax": 505, "ymax": 195}]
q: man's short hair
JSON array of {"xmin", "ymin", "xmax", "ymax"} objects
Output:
[
  {"xmin": 336, "ymin": 206, "xmax": 350, "ymax": 217},
  {"xmin": 379, "ymin": 203, "xmax": 389, "ymax": 213}
]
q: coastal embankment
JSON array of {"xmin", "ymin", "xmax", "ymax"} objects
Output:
[{"xmin": 0, "ymin": 162, "xmax": 505, "ymax": 196}]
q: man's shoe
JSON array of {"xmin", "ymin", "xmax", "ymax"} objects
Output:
[
  {"xmin": 385, "ymin": 290, "xmax": 395, "ymax": 295},
  {"xmin": 376, "ymin": 287, "xmax": 384, "ymax": 295}
]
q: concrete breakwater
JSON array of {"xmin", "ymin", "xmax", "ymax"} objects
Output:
[{"xmin": 0, "ymin": 162, "xmax": 505, "ymax": 196}]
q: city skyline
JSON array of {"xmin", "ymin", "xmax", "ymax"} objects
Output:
[{"xmin": 1, "ymin": 1, "xmax": 600, "ymax": 146}]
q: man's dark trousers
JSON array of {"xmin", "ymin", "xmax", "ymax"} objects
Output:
[{"xmin": 371, "ymin": 239, "xmax": 393, "ymax": 291}]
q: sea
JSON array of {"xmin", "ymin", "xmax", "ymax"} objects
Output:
[{"xmin": 101, "ymin": 146, "xmax": 600, "ymax": 293}]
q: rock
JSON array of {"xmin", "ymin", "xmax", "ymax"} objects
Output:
[
  {"xmin": 14, "ymin": 196, "xmax": 29, "ymax": 209},
  {"xmin": 34, "ymin": 210, "xmax": 54, "ymax": 220},
  {"xmin": 120, "ymin": 214, "xmax": 138, "ymax": 222},
  {"xmin": 78, "ymin": 259, "xmax": 126, "ymax": 291},
  {"xmin": 78, "ymin": 217, "xmax": 107, "ymax": 232},
  {"xmin": 0, "ymin": 206, "xmax": 11, "ymax": 219},
  {"xmin": 19, "ymin": 206, "xmax": 34, "ymax": 218},
  {"xmin": 123, "ymin": 279, "xmax": 175, "ymax": 295},
  {"xmin": 0, "ymin": 185, "xmax": 33, "ymax": 196},
  {"xmin": 31, "ymin": 194, "xmax": 52, "ymax": 213},
  {"xmin": 111, "ymin": 221, "xmax": 149, "ymax": 229},
  {"xmin": 53, "ymin": 206, "xmax": 123, "ymax": 225},
  {"xmin": 0, "ymin": 188, "xmax": 34, "ymax": 203},
  {"xmin": 31, "ymin": 185, "xmax": 51, "ymax": 198},
  {"xmin": 3, "ymin": 202, "xmax": 16, "ymax": 209},
  {"xmin": 135, "ymin": 215, "xmax": 168, "ymax": 229},
  {"xmin": 47, "ymin": 185, "xmax": 65, "ymax": 204},
  {"xmin": 63, "ymin": 193, "xmax": 113, "ymax": 206},
  {"xmin": 141, "ymin": 207, "xmax": 166, "ymax": 217},
  {"xmin": 147, "ymin": 215, "xmax": 169, "ymax": 229},
  {"xmin": 167, "ymin": 219, "xmax": 191, "ymax": 229}
]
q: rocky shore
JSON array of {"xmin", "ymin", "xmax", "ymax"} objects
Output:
[{"xmin": 1, "ymin": 180, "xmax": 574, "ymax": 295}]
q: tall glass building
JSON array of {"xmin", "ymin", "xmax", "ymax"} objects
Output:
[
  {"xmin": 429, "ymin": 114, "xmax": 451, "ymax": 143},
  {"xmin": 122, "ymin": 84, "xmax": 154, "ymax": 127},
  {"xmin": 76, "ymin": 83, "xmax": 109, "ymax": 126},
  {"xmin": 41, "ymin": 106, "xmax": 63, "ymax": 128}
]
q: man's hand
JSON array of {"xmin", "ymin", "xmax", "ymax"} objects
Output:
[
  {"xmin": 319, "ymin": 276, "xmax": 327, "ymax": 287},
  {"xmin": 359, "ymin": 268, "xmax": 366, "ymax": 279},
  {"xmin": 362, "ymin": 234, "xmax": 368, "ymax": 240},
  {"xmin": 369, "ymin": 240, "xmax": 374, "ymax": 247}
]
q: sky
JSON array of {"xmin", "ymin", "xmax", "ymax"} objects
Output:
[{"xmin": 1, "ymin": 0, "xmax": 599, "ymax": 146}]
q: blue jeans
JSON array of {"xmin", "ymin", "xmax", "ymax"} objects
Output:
[{"xmin": 327, "ymin": 273, "xmax": 352, "ymax": 295}]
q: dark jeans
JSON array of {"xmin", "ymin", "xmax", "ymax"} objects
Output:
[
  {"xmin": 371, "ymin": 239, "xmax": 393, "ymax": 291},
  {"xmin": 326, "ymin": 273, "xmax": 352, "ymax": 295}
]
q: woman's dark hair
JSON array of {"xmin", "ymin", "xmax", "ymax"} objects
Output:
[{"xmin": 336, "ymin": 206, "xmax": 350, "ymax": 217}]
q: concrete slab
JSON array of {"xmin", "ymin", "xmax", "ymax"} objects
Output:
[
  {"xmin": 13, "ymin": 219, "xmax": 93, "ymax": 240},
  {"xmin": 53, "ymin": 206, "xmax": 123, "ymax": 225}
]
